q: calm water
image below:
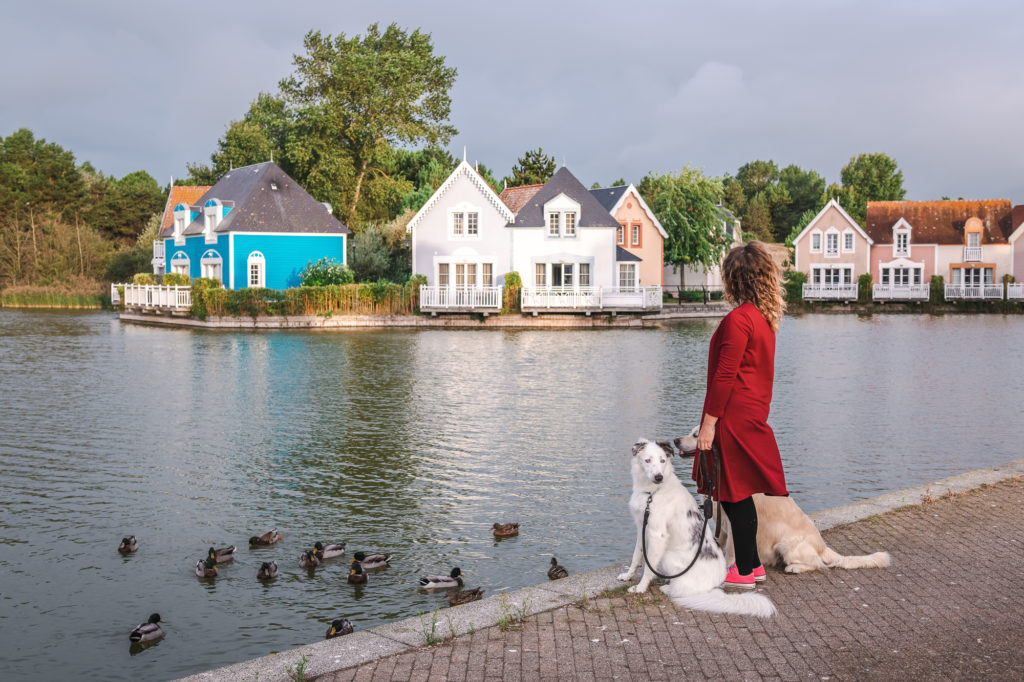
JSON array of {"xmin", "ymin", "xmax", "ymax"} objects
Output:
[{"xmin": 1, "ymin": 310, "xmax": 1022, "ymax": 680}]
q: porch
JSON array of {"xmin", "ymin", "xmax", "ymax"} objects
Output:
[
  {"xmin": 944, "ymin": 285, "xmax": 1003, "ymax": 300},
  {"xmin": 873, "ymin": 284, "xmax": 930, "ymax": 301},
  {"xmin": 520, "ymin": 286, "xmax": 662, "ymax": 313},
  {"xmin": 419, "ymin": 286, "xmax": 502, "ymax": 314},
  {"xmin": 802, "ymin": 283, "xmax": 858, "ymax": 301},
  {"xmin": 1008, "ymin": 283, "xmax": 1024, "ymax": 300},
  {"xmin": 121, "ymin": 284, "xmax": 192, "ymax": 310}
]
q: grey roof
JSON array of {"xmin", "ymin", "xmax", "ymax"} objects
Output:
[
  {"xmin": 589, "ymin": 185, "xmax": 629, "ymax": 213},
  {"xmin": 616, "ymin": 246, "xmax": 642, "ymax": 262},
  {"xmin": 507, "ymin": 167, "xmax": 620, "ymax": 228},
  {"xmin": 172, "ymin": 162, "xmax": 349, "ymax": 236}
]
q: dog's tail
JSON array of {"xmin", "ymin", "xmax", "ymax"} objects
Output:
[
  {"xmin": 821, "ymin": 547, "xmax": 892, "ymax": 569},
  {"xmin": 667, "ymin": 588, "xmax": 776, "ymax": 618}
]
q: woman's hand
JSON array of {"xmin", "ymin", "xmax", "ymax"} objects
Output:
[{"xmin": 697, "ymin": 415, "xmax": 718, "ymax": 451}]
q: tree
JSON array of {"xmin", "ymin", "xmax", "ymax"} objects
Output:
[
  {"xmin": 776, "ymin": 165, "xmax": 826, "ymax": 237},
  {"xmin": 836, "ymin": 153, "xmax": 906, "ymax": 225},
  {"xmin": 637, "ymin": 166, "xmax": 731, "ymax": 270},
  {"xmin": 506, "ymin": 148, "xmax": 555, "ymax": 187},
  {"xmin": 722, "ymin": 160, "xmax": 792, "ymax": 242},
  {"xmin": 349, "ymin": 226, "xmax": 393, "ymax": 282}
]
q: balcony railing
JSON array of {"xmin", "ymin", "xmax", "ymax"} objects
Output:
[
  {"xmin": 963, "ymin": 246, "xmax": 983, "ymax": 262},
  {"xmin": 873, "ymin": 284, "xmax": 930, "ymax": 301},
  {"xmin": 121, "ymin": 284, "xmax": 192, "ymax": 309},
  {"xmin": 802, "ymin": 283, "xmax": 858, "ymax": 300},
  {"xmin": 1008, "ymin": 283, "xmax": 1024, "ymax": 300},
  {"xmin": 419, "ymin": 285, "xmax": 502, "ymax": 311},
  {"xmin": 944, "ymin": 285, "xmax": 1003, "ymax": 300},
  {"xmin": 520, "ymin": 286, "xmax": 662, "ymax": 311}
]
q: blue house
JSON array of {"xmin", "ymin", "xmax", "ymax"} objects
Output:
[{"xmin": 157, "ymin": 162, "xmax": 349, "ymax": 290}]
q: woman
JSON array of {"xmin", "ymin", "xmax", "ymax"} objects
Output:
[{"xmin": 695, "ymin": 241, "xmax": 788, "ymax": 589}]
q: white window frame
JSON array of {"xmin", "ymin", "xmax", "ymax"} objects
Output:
[
  {"xmin": 203, "ymin": 200, "xmax": 221, "ymax": 244},
  {"xmin": 547, "ymin": 212, "xmax": 560, "ymax": 236},
  {"xmin": 452, "ymin": 212, "xmax": 464, "ymax": 236},
  {"xmin": 564, "ymin": 212, "xmax": 576, "ymax": 236},
  {"xmin": 631, "ymin": 224, "xmax": 640, "ymax": 246},
  {"xmin": 247, "ymin": 251, "xmax": 266, "ymax": 288},
  {"xmin": 810, "ymin": 230, "xmax": 822, "ymax": 253},
  {"xmin": 579, "ymin": 263, "xmax": 591, "ymax": 287},
  {"xmin": 843, "ymin": 229, "xmax": 855, "ymax": 253},
  {"xmin": 466, "ymin": 212, "xmax": 478, "ymax": 236},
  {"xmin": 200, "ymin": 250, "xmax": 223, "ymax": 283},
  {"xmin": 438, "ymin": 262, "xmax": 449, "ymax": 287},
  {"xmin": 618, "ymin": 263, "xmax": 637, "ymax": 291},
  {"xmin": 535, "ymin": 263, "xmax": 547, "ymax": 287},
  {"xmin": 825, "ymin": 228, "xmax": 840, "ymax": 258},
  {"xmin": 482, "ymin": 263, "xmax": 493, "ymax": 287},
  {"xmin": 616, "ymin": 225, "xmax": 624, "ymax": 245},
  {"xmin": 170, "ymin": 252, "xmax": 190, "ymax": 276},
  {"xmin": 894, "ymin": 230, "xmax": 910, "ymax": 257}
]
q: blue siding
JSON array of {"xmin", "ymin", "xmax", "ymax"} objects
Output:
[
  {"xmin": 232, "ymin": 234, "xmax": 346, "ymax": 290},
  {"xmin": 165, "ymin": 234, "xmax": 229, "ymax": 281}
]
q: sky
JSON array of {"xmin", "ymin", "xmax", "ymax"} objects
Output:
[{"xmin": 3, "ymin": 0, "xmax": 1023, "ymax": 201}]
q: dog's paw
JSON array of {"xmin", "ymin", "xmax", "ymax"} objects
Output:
[
  {"xmin": 627, "ymin": 584, "xmax": 647, "ymax": 594},
  {"xmin": 616, "ymin": 572, "xmax": 633, "ymax": 582}
]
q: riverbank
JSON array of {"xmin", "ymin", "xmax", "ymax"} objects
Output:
[
  {"xmin": 0, "ymin": 284, "xmax": 109, "ymax": 309},
  {"xmin": 791, "ymin": 299, "xmax": 1024, "ymax": 315},
  {"xmin": 179, "ymin": 458, "xmax": 1024, "ymax": 681}
]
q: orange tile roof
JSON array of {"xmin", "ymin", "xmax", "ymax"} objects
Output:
[
  {"xmin": 499, "ymin": 183, "xmax": 544, "ymax": 213},
  {"xmin": 865, "ymin": 199, "xmax": 1013, "ymax": 245},
  {"xmin": 159, "ymin": 185, "xmax": 211, "ymax": 236}
]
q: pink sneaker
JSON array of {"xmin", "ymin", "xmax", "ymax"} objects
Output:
[
  {"xmin": 752, "ymin": 564, "xmax": 766, "ymax": 582},
  {"xmin": 723, "ymin": 564, "xmax": 755, "ymax": 590}
]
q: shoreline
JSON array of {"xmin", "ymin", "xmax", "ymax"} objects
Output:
[{"xmin": 177, "ymin": 457, "xmax": 1024, "ymax": 682}]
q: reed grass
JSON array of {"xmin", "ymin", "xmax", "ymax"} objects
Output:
[{"xmin": 1, "ymin": 282, "xmax": 108, "ymax": 309}]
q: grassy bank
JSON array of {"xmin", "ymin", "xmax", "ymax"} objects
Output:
[{"xmin": 0, "ymin": 282, "xmax": 110, "ymax": 309}]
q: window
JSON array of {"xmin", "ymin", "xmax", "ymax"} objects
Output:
[
  {"xmin": 881, "ymin": 268, "xmax": 889, "ymax": 285},
  {"xmin": 535, "ymin": 263, "xmax": 546, "ymax": 287},
  {"xmin": 467, "ymin": 212, "xmax": 478, "ymax": 235},
  {"xmin": 564, "ymin": 212, "xmax": 576, "ymax": 236},
  {"xmin": 844, "ymin": 232, "xmax": 854, "ymax": 252},
  {"xmin": 618, "ymin": 263, "xmax": 637, "ymax": 290},
  {"xmin": 825, "ymin": 232, "xmax": 839, "ymax": 256},
  {"xmin": 631, "ymin": 224, "xmax": 640, "ymax": 246},
  {"xmin": 984, "ymin": 267, "xmax": 993, "ymax": 285},
  {"xmin": 482, "ymin": 263, "xmax": 493, "ymax": 287},
  {"xmin": 617, "ymin": 225, "xmax": 624, "ymax": 245},
  {"xmin": 170, "ymin": 252, "xmax": 190, "ymax": 276},
  {"xmin": 579, "ymin": 263, "xmax": 591, "ymax": 287},
  {"xmin": 811, "ymin": 231, "xmax": 822, "ymax": 252},
  {"xmin": 247, "ymin": 251, "xmax": 265, "ymax": 288},
  {"xmin": 968, "ymin": 232, "xmax": 980, "ymax": 248},
  {"xmin": 551, "ymin": 263, "xmax": 573, "ymax": 288},
  {"xmin": 548, "ymin": 212, "xmax": 560, "ymax": 236},
  {"xmin": 452, "ymin": 212, "xmax": 464, "ymax": 236},
  {"xmin": 201, "ymin": 250, "xmax": 222, "ymax": 283},
  {"xmin": 466, "ymin": 263, "xmax": 476, "ymax": 287},
  {"xmin": 895, "ymin": 231, "xmax": 909, "ymax": 256},
  {"xmin": 438, "ymin": 263, "xmax": 449, "ymax": 287}
]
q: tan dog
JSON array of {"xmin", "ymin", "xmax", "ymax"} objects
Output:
[{"xmin": 675, "ymin": 428, "xmax": 891, "ymax": 573}]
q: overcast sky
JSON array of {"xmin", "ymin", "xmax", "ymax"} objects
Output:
[{"xmin": 3, "ymin": 0, "xmax": 1022, "ymax": 200}]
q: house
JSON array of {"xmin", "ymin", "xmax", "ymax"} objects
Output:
[
  {"xmin": 864, "ymin": 200, "xmax": 1013, "ymax": 300},
  {"xmin": 156, "ymin": 162, "xmax": 349, "ymax": 290},
  {"xmin": 153, "ymin": 184, "xmax": 210, "ymax": 274},
  {"xmin": 590, "ymin": 184, "xmax": 667, "ymax": 286},
  {"xmin": 1010, "ymin": 206, "xmax": 1024, "ymax": 300},
  {"xmin": 791, "ymin": 199, "xmax": 873, "ymax": 301},
  {"xmin": 661, "ymin": 207, "xmax": 742, "ymax": 293}
]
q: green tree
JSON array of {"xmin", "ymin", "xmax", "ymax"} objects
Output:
[
  {"xmin": 637, "ymin": 166, "xmax": 731, "ymax": 270},
  {"xmin": 506, "ymin": 148, "xmax": 555, "ymax": 187},
  {"xmin": 835, "ymin": 153, "xmax": 906, "ymax": 225},
  {"xmin": 776, "ymin": 165, "xmax": 826, "ymax": 237},
  {"xmin": 349, "ymin": 225, "xmax": 392, "ymax": 282}
]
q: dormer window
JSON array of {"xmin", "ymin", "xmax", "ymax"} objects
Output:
[
  {"xmin": 270, "ymin": 182, "xmax": 278, "ymax": 191},
  {"xmin": 548, "ymin": 212, "xmax": 560, "ymax": 236},
  {"xmin": 895, "ymin": 231, "xmax": 909, "ymax": 256},
  {"xmin": 203, "ymin": 199, "xmax": 221, "ymax": 243},
  {"xmin": 564, "ymin": 212, "xmax": 576, "ymax": 236},
  {"xmin": 543, "ymin": 194, "xmax": 581, "ymax": 238},
  {"xmin": 173, "ymin": 203, "xmax": 189, "ymax": 245}
]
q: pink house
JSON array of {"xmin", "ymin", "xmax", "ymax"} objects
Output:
[{"xmin": 791, "ymin": 199, "xmax": 872, "ymax": 301}]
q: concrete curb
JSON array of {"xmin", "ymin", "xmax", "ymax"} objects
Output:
[{"xmin": 177, "ymin": 458, "xmax": 1024, "ymax": 682}]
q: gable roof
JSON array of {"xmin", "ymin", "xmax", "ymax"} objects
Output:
[
  {"xmin": 589, "ymin": 184, "xmax": 669, "ymax": 240},
  {"xmin": 406, "ymin": 160, "xmax": 515, "ymax": 233},
  {"xmin": 158, "ymin": 185, "xmax": 210, "ymax": 237},
  {"xmin": 865, "ymin": 200, "xmax": 1012, "ymax": 245},
  {"xmin": 790, "ymin": 198, "xmax": 873, "ymax": 246},
  {"xmin": 1010, "ymin": 205, "xmax": 1024, "ymax": 243},
  {"xmin": 507, "ymin": 167, "xmax": 619, "ymax": 228},
  {"xmin": 499, "ymin": 183, "xmax": 544, "ymax": 213},
  {"xmin": 615, "ymin": 245, "xmax": 642, "ymax": 262}
]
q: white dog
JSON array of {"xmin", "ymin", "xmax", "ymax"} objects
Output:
[
  {"xmin": 617, "ymin": 439, "xmax": 775, "ymax": 618},
  {"xmin": 675, "ymin": 428, "xmax": 892, "ymax": 573}
]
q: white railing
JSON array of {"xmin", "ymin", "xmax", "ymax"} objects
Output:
[
  {"xmin": 520, "ymin": 286, "xmax": 662, "ymax": 310},
  {"xmin": 1008, "ymin": 283, "xmax": 1024, "ymax": 300},
  {"xmin": 152, "ymin": 240, "xmax": 165, "ymax": 260},
  {"xmin": 419, "ymin": 285, "xmax": 502, "ymax": 310},
  {"xmin": 110, "ymin": 283, "xmax": 121, "ymax": 305},
  {"xmin": 944, "ymin": 285, "xmax": 1003, "ymax": 300},
  {"xmin": 802, "ymin": 283, "xmax": 858, "ymax": 300},
  {"xmin": 963, "ymin": 246, "xmax": 982, "ymax": 262},
  {"xmin": 872, "ymin": 284, "xmax": 930, "ymax": 300},
  {"xmin": 121, "ymin": 284, "xmax": 192, "ymax": 309}
]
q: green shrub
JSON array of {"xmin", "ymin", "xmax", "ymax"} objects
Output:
[
  {"xmin": 783, "ymin": 270, "xmax": 807, "ymax": 303},
  {"xmin": 300, "ymin": 257, "xmax": 354, "ymax": 286},
  {"xmin": 503, "ymin": 271, "xmax": 522, "ymax": 313},
  {"xmin": 189, "ymin": 277, "xmax": 224, "ymax": 319},
  {"xmin": 162, "ymin": 272, "xmax": 190, "ymax": 287},
  {"xmin": 929, "ymin": 275, "xmax": 944, "ymax": 304},
  {"xmin": 104, "ymin": 249, "xmax": 151, "ymax": 282},
  {"xmin": 857, "ymin": 273, "xmax": 872, "ymax": 303},
  {"xmin": 132, "ymin": 272, "xmax": 155, "ymax": 285}
]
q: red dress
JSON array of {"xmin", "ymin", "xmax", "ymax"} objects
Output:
[{"xmin": 693, "ymin": 302, "xmax": 788, "ymax": 502}]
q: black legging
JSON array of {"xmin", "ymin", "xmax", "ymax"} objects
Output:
[{"xmin": 721, "ymin": 496, "xmax": 761, "ymax": 576}]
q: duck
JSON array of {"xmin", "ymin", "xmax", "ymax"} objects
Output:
[
  {"xmin": 256, "ymin": 561, "xmax": 279, "ymax": 580},
  {"xmin": 352, "ymin": 551, "xmax": 391, "ymax": 569},
  {"xmin": 418, "ymin": 567, "xmax": 463, "ymax": 589},
  {"xmin": 129, "ymin": 613, "xmax": 164, "ymax": 643},
  {"xmin": 448, "ymin": 587, "xmax": 485, "ymax": 606},
  {"xmin": 325, "ymin": 618, "xmax": 354, "ymax": 639},
  {"xmin": 118, "ymin": 536, "xmax": 138, "ymax": 554},
  {"xmin": 298, "ymin": 550, "xmax": 320, "ymax": 568},
  {"xmin": 195, "ymin": 558, "xmax": 218, "ymax": 578},
  {"xmin": 249, "ymin": 529, "xmax": 281, "ymax": 546},
  {"xmin": 492, "ymin": 523, "xmax": 520, "ymax": 538},
  {"xmin": 313, "ymin": 541, "xmax": 346, "ymax": 560},
  {"xmin": 347, "ymin": 560, "xmax": 367, "ymax": 584},
  {"xmin": 547, "ymin": 557, "xmax": 568, "ymax": 580},
  {"xmin": 207, "ymin": 545, "xmax": 235, "ymax": 564}
]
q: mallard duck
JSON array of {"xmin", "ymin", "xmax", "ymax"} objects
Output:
[
  {"xmin": 448, "ymin": 587, "xmax": 485, "ymax": 606},
  {"xmin": 207, "ymin": 545, "xmax": 235, "ymax": 563},
  {"xmin": 129, "ymin": 613, "xmax": 164, "ymax": 642},
  {"xmin": 347, "ymin": 560, "xmax": 367, "ymax": 584},
  {"xmin": 118, "ymin": 536, "xmax": 138, "ymax": 554},
  {"xmin": 419, "ymin": 567, "xmax": 463, "ymax": 589},
  {"xmin": 547, "ymin": 557, "xmax": 568, "ymax": 580},
  {"xmin": 256, "ymin": 561, "xmax": 279, "ymax": 580},
  {"xmin": 492, "ymin": 523, "xmax": 520, "ymax": 538},
  {"xmin": 298, "ymin": 550, "xmax": 320, "ymax": 568},
  {"xmin": 313, "ymin": 541, "xmax": 346, "ymax": 560},
  {"xmin": 353, "ymin": 551, "xmax": 391, "ymax": 569},
  {"xmin": 249, "ymin": 529, "xmax": 281, "ymax": 546},
  {"xmin": 325, "ymin": 618, "xmax": 354, "ymax": 639},
  {"xmin": 195, "ymin": 558, "xmax": 218, "ymax": 578}
]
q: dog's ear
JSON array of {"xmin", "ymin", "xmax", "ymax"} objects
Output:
[
  {"xmin": 656, "ymin": 440, "xmax": 675, "ymax": 457},
  {"xmin": 631, "ymin": 440, "xmax": 647, "ymax": 456}
]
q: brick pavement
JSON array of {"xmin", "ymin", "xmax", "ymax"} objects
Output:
[{"xmin": 315, "ymin": 478, "xmax": 1024, "ymax": 681}]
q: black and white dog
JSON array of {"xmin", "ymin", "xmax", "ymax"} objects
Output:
[{"xmin": 617, "ymin": 439, "xmax": 775, "ymax": 617}]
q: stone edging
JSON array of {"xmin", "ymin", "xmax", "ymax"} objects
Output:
[{"xmin": 177, "ymin": 457, "xmax": 1024, "ymax": 682}]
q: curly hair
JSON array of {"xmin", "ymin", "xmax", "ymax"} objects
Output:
[{"xmin": 721, "ymin": 241, "xmax": 785, "ymax": 332}]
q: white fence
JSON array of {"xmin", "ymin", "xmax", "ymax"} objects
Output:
[
  {"xmin": 419, "ymin": 286, "xmax": 502, "ymax": 310},
  {"xmin": 872, "ymin": 284, "xmax": 930, "ymax": 301},
  {"xmin": 520, "ymin": 286, "xmax": 662, "ymax": 311},
  {"xmin": 944, "ymin": 285, "xmax": 1003, "ymax": 300},
  {"xmin": 802, "ymin": 284, "xmax": 858, "ymax": 301},
  {"xmin": 962, "ymin": 246, "xmax": 982, "ymax": 262},
  {"xmin": 1008, "ymin": 283, "xmax": 1024, "ymax": 300},
  {"xmin": 121, "ymin": 284, "xmax": 192, "ymax": 309}
]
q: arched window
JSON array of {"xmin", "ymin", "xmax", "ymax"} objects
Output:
[
  {"xmin": 173, "ymin": 203, "xmax": 189, "ymax": 244},
  {"xmin": 201, "ymin": 249, "xmax": 223, "ymax": 282},
  {"xmin": 247, "ymin": 251, "xmax": 266, "ymax": 288},
  {"xmin": 170, "ymin": 251, "xmax": 190, "ymax": 276}
]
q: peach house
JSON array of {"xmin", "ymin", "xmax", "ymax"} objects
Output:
[
  {"xmin": 791, "ymin": 199, "xmax": 872, "ymax": 301},
  {"xmin": 589, "ymin": 184, "xmax": 667, "ymax": 286}
]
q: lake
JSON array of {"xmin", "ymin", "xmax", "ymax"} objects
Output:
[{"xmin": 0, "ymin": 310, "xmax": 1021, "ymax": 680}]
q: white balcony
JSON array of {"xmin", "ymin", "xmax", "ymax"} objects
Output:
[
  {"xmin": 419, "ymin": 285, "xmax": 502, "ymax": 312},
  {"xmin": 873, "ymin": 284, "xmax": 930, "ymax": 301},
  {"xmin": 963, "ymin": 246, "xmax": 983, "ymax": 262},
  {"xmin": 1008, "ymin": 283, "xmax": 1024, "ymax": 300},
  {"xmin": 520, "ymin": 286, "xmax": 662, "ymax": 312},
  {"xmin": 944, "ymin": 285, "xmax": 1003, "ymax": 300},
  {"xmin": 121, "ymin": 284, "xmax": 192, "ymax": 310},
  {"xmin": 151, "ymin": 240, "xmax": 165, "ymax": 272},
  {"xmin": 802, "ymin": 283, "xmax": 857, "ymax": 301}
]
